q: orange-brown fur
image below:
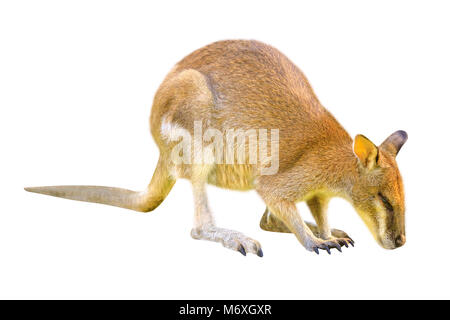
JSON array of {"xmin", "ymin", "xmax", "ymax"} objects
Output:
[{"xmin": 25, "ymin": 40, "xmax": 407, "ymax": 256}]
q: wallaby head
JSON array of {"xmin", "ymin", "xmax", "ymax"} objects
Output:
[{"xmin": 351, "ymin": 130, "xmax": 408, "ymax": 249}]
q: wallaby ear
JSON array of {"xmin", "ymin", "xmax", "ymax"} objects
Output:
[
  {"xmin": 380, "ymin": 130, "xmax": 408, "ymax": 157},
  {"xmin": 354, "ymin": 134, "xmax": 378, "ymax": 169}
]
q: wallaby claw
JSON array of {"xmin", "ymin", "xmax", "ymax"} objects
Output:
[
  {"xmin": 339, "ymin": 239, "xmax": 349, "ymax": 248},
  {"xmin": 238, "ymin": 244, "xmax": 246, "ymax": 256},
  {"xmin": 311, "ymin": 237, "xmax": 353, "ymax": 255},
  {"xmin": 342, "ymin": 238, "xmax": 354, "ymax": 247},
  {"xmin": 330, "ymin": 228, "xmax": 354, "ymax": 246},
  {"xmin": 256, "ymin": 248, "xmax": 264, "ymax": 257}
]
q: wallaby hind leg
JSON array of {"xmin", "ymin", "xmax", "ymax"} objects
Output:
[
  {"xmin": 259, "ymin": 208, "xmax": 291, "ymax": 233},
  {"xmin": 190, "ymin": 165, "xmax": 263, "ymax": 257}
]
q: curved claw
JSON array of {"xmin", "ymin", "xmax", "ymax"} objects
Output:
[
  {"xmin": 326, "ymin": 240, "xmax": 342, "ymax": 252},
  {"xmin": 340, "ymin": 240, "xmax": 349, "ymax": 248},
  {"xmin": 313, "ymin": 247, "xmax": 319, "ymax": 255},
  {"xmin": 257, "ymin": 248, "xmax": 264, "ymax": 257},
  {"xmin": 238, "ymin": 245, "xmax": 246, "ymax": 256},
  {"xmin": 324, "ymin": 246, "xmax": 331, "ymax": 255}
]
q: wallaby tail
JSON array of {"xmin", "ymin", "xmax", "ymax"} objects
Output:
[
  {"xmin": 25, "ymin": 185, "xmax": 153, "ymax": 212},
  {"xmin": 25, "ymin": 158, "xmax": 175, "ymax": 212}
]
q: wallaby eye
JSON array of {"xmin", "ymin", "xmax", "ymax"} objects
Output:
[{"xmin": 378, "ymin": 192, "xmax": 393, "ymax": 212}]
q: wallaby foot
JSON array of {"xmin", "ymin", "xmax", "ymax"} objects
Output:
[
  {"xmin": 191, "ymin": 224, "xmax": 263, "ymax": 257},
  {"xmin": 327, "ymin": 230, "xmax": 354, "ymax": 247},
  {"xmin": 260, "ymin": 208, "xmax": 354, "ymax": 252},
  {"xmin": 307, "ymin": 236, "xmax": 352, "ymax": 255},
  {"xmin": 190, "ymin": 165, "xmax": 263, "ymax": 257}
]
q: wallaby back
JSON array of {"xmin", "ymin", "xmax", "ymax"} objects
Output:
[{"xmin": 151, "ymin": 40, "xmax": 352, "ymax": 173}]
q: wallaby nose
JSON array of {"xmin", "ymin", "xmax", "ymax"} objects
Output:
[{"xmin": 395, "ymin": 234, "xmax": 406, "ymax": 248}]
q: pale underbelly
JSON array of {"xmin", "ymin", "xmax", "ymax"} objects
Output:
[{"xmin": 207, "ymin": 164, "xmax": 256, "ymax": 191}]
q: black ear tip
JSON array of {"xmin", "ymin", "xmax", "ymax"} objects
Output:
[{"xmin": 397, "ymin": 130, "xmax": 408, "ymax": 141}]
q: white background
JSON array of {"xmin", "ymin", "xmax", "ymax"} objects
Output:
[{"xmin": 1, "ymin": 1, "xmax": 449, "ymax": 299}]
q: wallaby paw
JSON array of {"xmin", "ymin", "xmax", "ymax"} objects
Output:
[
  {"xmin": 330, "ymin": 229, "xmax": 355, "ymax": 247},
  {"xmin": 308, "ymin": 236, "xmax": 354, "ymax": 255},
  {"xmin": 191, "ymin": 226, "xmax": 263, "ymax": 257}
]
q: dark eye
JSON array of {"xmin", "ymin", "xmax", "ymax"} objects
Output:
[{"xmin": 378, "ymin": 192, "xmax": 394, "ymax": 212}]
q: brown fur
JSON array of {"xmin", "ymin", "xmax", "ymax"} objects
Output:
[{"xmin": 25, "ymin": 40, "xmax": 408, "ymax": 255}]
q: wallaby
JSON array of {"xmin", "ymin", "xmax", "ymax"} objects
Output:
[{"xmin": 25, "ymin": 40, "xmax": 407, "ymax": 256}]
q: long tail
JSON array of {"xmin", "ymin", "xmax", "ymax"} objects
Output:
[
  {"xmin": 25, "ymin": 159, "xmax": 176, "ymax": 212},
  {"xmin": 25, "ymin": 186, "xmax": 153, "ymax": 212}
]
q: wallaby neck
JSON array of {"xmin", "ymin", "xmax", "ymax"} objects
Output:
[{"xmin": 321, "ymin": 138, "xmax": 359, "ymax": 199}]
